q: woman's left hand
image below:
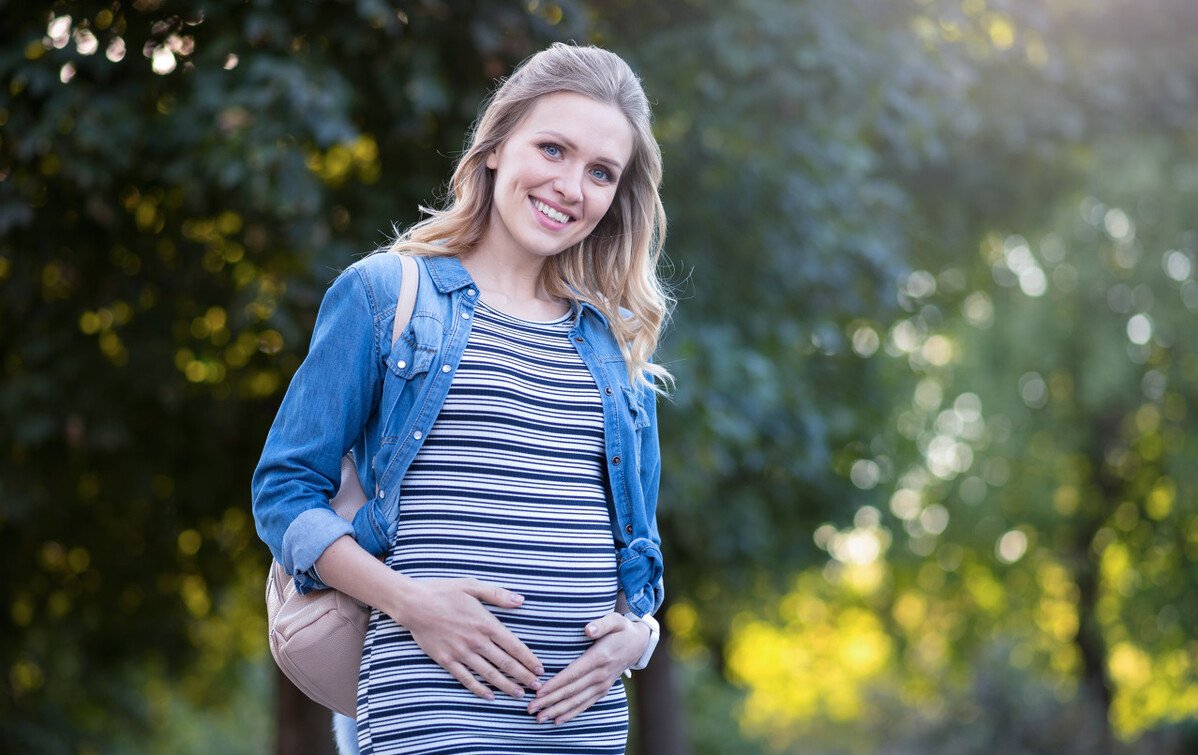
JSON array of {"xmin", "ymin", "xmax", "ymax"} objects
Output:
[{"xmin": 526, "ymin": 612, "xmax": 650, "ymax": 725}]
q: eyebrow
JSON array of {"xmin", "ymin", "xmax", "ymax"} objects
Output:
[{"xmin": 534, "ymin": 130, "xmax": 625, "ymax": 173}]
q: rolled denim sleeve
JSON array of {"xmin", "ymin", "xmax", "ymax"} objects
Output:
[
  {"xmin": 252, "ymin": 267, "xmax": 382, "ymax": 593},
  {"xmin": 626, "ymin": 381, "xmax": 665, "ymax": 617}
]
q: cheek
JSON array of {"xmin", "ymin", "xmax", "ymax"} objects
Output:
[{"xmin": 590, "ymin": 190, "xmax": 620, "ymax": 224}]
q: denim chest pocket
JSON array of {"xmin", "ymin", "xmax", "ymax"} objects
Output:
[
  {"xmin": 622, "ymin": 385, "xmax": 651, "ymax": 429},
  {"xmin": 385, "ymin": 312, "xmax": 441, "ymax": 379}
]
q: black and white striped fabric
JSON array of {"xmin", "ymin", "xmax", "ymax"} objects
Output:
[{"xmin": 356, "ymin": 299, "xmax": 628, "ymax": 754}]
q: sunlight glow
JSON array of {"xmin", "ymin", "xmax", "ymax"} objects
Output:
[
  {"xmin": 1018, "ymin": 372, "xmax": 1047, "ymax": 408},
  {"xmin": 890, "ymin": 489, "xmax": 921, "ymax": 521},
  {"xmin": 106, "ymin": 37, "xmax": 126, "ymax": 62},
  {"xmin": 1126, "ymin": 314, "xmax": 1153, "ymax": 345},
  {"xmin": 1163, "ymin": 250, "xmax": 1191, "ymax": 282},
  {"xmin": 850, "ymin": 459, "xmax": 881, "ymax": 489},
  {"xmin": 152, "ymin": 46, "xmax": 177, "ymax": 75},
  {"xmin": 996, "ymin": 530, "xmax": 1028, "ymax": 563},
  {"xmin": 962, "ymin": 291, "xmax": 994, "ymax": 327},
  {"xmin": 74, "ymin": 29, "xmax": 98, "ymax": 56},
  {"xmin": 852, "ymin": 325, "xmax": 880, "ymax": 357},
  {"xmin": 47, "ymin": 16, "xmax": 72, "ymax": 49},
  {"xmin": 1104, "ymin": 208, "xmax": 1132, "ymax": 240}
]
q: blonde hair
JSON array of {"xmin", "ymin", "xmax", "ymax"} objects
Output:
[{"xmin": 384, "ymin": 42, "xmax": 672, "ymax": 391}]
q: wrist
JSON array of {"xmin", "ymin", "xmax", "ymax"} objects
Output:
[
  {"xmin": 621, "ymin": 611, "xmax": 660, "ymax": 675},
  {"xmin": 381, "ymin": 573, "xmax": 421, "ymax": 624},
  {"xmin": 627, "ymin": 618, "xmax": 652, "ymax": 657}
]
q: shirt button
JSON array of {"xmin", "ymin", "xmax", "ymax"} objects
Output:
[
  {"xmin": 467, "ymin": 289, "xmax": 476, "ymax": 296},
  {"xmin": 397, "ymin": 360, "xmax": 406, "ymax": 369},
  {"xmin": 379, "ymin": 489, "xmax": 386, "ymax": 499},
  {"xmin": 413, "ymin": 430, "xmax": 423, "ymax": 440},
  {"xmin": 441, "ymin": 364, "xmax": 451, "ymax": 373},
  {"xmin": 461, "ymin": 312, "xmax": 470, "ymax": 320},
  {"xmin": 612, "ymin": 455, "xmax": 621, "ymax": 465},
  {"xmin": 574, "ymin": 336, "xmax": 584, "ymax": 343},
  {"xmin": 624, "ymin": 524, "xmax": 633, "ymax": 534},
  {"xmin": 604, "ymin": 387, "xmax": 613, "ymax": 395}
]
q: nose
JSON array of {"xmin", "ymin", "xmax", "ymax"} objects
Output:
[{"xmin": 552, "ymin": 168, "xmax": 583, "ymax": 205}]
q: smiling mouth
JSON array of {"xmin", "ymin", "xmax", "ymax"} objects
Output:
[{"xmin": 532, "ymin": 198, "xmax": 573, "ymax": 224}]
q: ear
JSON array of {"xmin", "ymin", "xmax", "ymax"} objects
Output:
[{"xmin": 485, "ymin": 150, "xmax": 498, "ymax": 170}]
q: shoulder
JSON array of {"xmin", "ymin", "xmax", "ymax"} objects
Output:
[
  {"xmin": 343, "ymin": 250, "xmax": 405, "ymax": 294},
  {"xmin": 338, "ymin": 251, "xmax": 429, "ymax": 319}
]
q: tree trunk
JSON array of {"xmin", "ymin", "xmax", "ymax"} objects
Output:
[
  {"xmin": 1074, "ymin": 537, "xmax": 1115, "ymax": 755},
  {"xmin": 634, "ymin": 618, "xmax": 691, "ymax": 755},
  {"xmin": 275, "ymin": 668, "xmax": 338, "ymax": 755},
  {"xmin": 1070, "ymin": 411, "xmax": 1124, "ymax": 755}
]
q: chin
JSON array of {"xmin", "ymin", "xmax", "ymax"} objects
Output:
[{"xmin": 525, "ymin": 235, "xmax": 582, "ymax": 260}]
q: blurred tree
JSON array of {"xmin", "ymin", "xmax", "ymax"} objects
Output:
[
  {"xmin": 872, "ymin": 133, "xmax": 1198, "ymax": 747},
  {"xmin": 707, "ymin": 133, "xmax": 1198, "ymax": 754},
  {"xmin": 0, "ymin": 1, "xmax": 577, "ymax": 750},
  {"xmin": 5, "ymin": 0, "xmax": 1197, "ymax": 751},
  {"xmin": 596, "ymin": 0, "xmax": 930, "ymax": 652},
  {"xmin": 705, "ymin": 0, "xmax": 1198, "ymax": 742}
]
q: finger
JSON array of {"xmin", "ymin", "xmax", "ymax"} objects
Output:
[
  {"xmin": 489, "ymin": 627, "xmax": 545, "ymax": 680},
  {"xmin": 465, "ymin": 652, "xmax": 526, "ymax": 700},
  {"xmin": 445, "ymin": 661, "xmax": 495, "ymax": 701},
  {"xmin": 533, "ymin": 656, "xmax": 589, "ymax": 700},
  {"xmin": 463, "ymin": 578, "xmax": 525, "ymax": 608},
  {"xmin": 483, "ymin": 640, "xmax": 544, "ymax": 690},
  {"xmin": 552, "ymin": 691, "xmax": 606, "ymax": 726},
  {"xmin": 584, "ymin": 613, "xmax": 627, "ymax": 639},
  {"xmin": 531, "ymin": 667, "xmax": 599, "ymax": 713},
  {"xmin": 539, "ymin": 683, "xmax": 605, "ymax": 724}
]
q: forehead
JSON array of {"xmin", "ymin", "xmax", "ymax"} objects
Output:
[{"xmin": 514, "ymin": 91, "xmax": 634, "ymax": 166}]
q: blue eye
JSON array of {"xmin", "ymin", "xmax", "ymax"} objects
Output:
[
  {"xmin": 590, "ymin": 167, "xmax": 611, "ymax": 182},
  {"xmin": 541, "ymin": 144, "xmax": 562, "ymax": 158}
]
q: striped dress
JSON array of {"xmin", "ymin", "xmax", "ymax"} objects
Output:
[{"xmin": 356, "ymin": 299, "xmax": 628, "ymax": 754}]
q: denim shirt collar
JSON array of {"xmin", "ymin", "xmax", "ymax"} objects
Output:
[
  {"xmin": 423, "ymin": 254, "xmax": 475, "ymax": 293},
  {"xmin": 571, "ymin": 299, "xmax": 610, "ymax": 329},
  {"xmin": 424, "ymin": 254, "xmax": 610, "ymax": 329}
]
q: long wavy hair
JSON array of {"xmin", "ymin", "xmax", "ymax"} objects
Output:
[{"xmin": 383, "ymin": 43, "xmax": 672, "ymax": 391}]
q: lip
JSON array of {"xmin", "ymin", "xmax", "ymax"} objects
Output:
[{"xmin": 529, "ymin": 195, "xmax": 575, "ymax": 228}]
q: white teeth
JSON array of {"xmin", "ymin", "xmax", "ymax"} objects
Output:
[{"xmin": 534, "ymin": 200, "xmax": 570, "ymax": 224}]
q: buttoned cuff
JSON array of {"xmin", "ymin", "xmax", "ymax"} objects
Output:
[
  {"xmin": 281, "ymin": 507, "xmax": 355, "ymax": 595},
  {"xmin": 616, "ymin": 537, "xmax": 665, "ymax": 616}
]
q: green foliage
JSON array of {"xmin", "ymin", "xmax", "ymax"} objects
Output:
[
  {"xmin": 3, "ymin": 0, "xmax": 1197, "ymax": 750},
  {"xmin": 0, "ymin": 1, "xmax": 575, "ymax": 748}
]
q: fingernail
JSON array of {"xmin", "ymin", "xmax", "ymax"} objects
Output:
[
  {"xmin": 485, "ymin": 692, "xmax": 495, "ymax": 701},
  {"xmin": 511, "ymin": 688, "xmax": 524, "ymax": 699},
  {"xmin": 534, "ymin": 666, "xmax": 544, "ymax": 675},
  {"xmin": 537, "ymin": 715, "xmax": 547, "ymax": 724},
  {"xmin": 530, "ymin": 705, "xmax": 539, "ymax": 714},
  {"xmin": 586, "ymin": 624, "xmax": 597, "ymax": 635},
  {"xmin": 531, "ymin": 680, "xmax": 542, "ymax": 691}
]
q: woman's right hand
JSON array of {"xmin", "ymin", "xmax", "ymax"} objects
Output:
[
  {"xmin": 313, "ymin": 538, "xmax": 543, "ymax": 701},
  {"xmin": 396, "ymin": 577, "xmax": 545, "ymax": 701}
]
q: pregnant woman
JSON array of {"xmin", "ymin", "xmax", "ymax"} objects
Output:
[{"xmin": 253, "ymin": 43, "xmax": 670, "ymax": 753}]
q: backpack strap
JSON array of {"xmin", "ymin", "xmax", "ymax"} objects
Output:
[{"xmin": 391, "ymin": 254, "xmax": 418, "ymax": 347}]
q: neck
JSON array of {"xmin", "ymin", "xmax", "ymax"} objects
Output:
[
  {"xmin": 459, "ymin": 233, "xmax": 572, "ymax": 322},
  {"xmin": 460, "ymin": 216, "xmax": 557, "ymax": 303},
  {"xmin": 459, "ymin": 246, "xmax": 547, "ymax": 302}
]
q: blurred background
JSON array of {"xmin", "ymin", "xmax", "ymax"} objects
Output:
[{"xmin": 3, "ymin": 1, "xmax": 1197, "ymax": 753}]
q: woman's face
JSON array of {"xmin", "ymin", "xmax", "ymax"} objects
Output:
[{"xmin": 483, "ymin": 91, "xmax": 635, "ymax": 261}]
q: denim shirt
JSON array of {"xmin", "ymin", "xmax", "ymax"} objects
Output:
[{"xmin": 251, "ymin": 252, "xmax": 665, "ymax": 617}]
